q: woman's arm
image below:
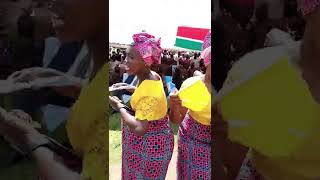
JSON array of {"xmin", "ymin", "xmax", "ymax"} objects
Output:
[
  {"xmin": 213, "ymin": 142, "xmax": 228, "ymax": 180},
  {"xmin": 52, "ymin": 85, "xmax": 82, "ymax": 99},
  {"xmin": 216, "ymin": 137, "xmax": 248, "ymax": 179},
  {"xmin": 0, "ymin": 113, "xmax": 82, "ymax": 180},
  {"xmin": 169, "ymin": 92, "xmax": 188, "ymax": 124},
  {"xmin": 51, "ymin": 77, "xmax": 87, "ymax": 98},
  {"xmin": 169, "ymin": 104, "xmax": 187, "ymax": 124},
  {"xmin": 118, "ymin": 108, "xmax": 148, "ymax": 136},
  {"xmin": 31, "ymin": 147, "xmax": 81, "ymax": 180},
  {"xmin": 213, "ymin": 104, "xmax": 249, "ymax": 179},
  {"xmin": 109, "ymin": 96, "xmax": 151, "ymax": 136}
]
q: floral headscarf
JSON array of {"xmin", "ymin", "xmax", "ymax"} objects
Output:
[
  {"xmin": 201, "ymin": 31, "xmax": 211, "ymax": 66},
  {"xmin": 298, "ymin": 0, "xmax": 320, "ymax": 16},
  {"xmin": 132, "ymin": 32, "xmax": 162, "ymax": 66}
]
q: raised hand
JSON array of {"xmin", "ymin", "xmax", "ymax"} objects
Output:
[
  {"xmin": 109, "ymin": 83, "xmax": 136, "ymax": 93},
  {"xmin": 8, "ymin": 68, "xmax": 64, "ymax": 83},
  {"xmin": 109, "ymin": 96, "xmax": 124, "ymax": 111},
  {"xmin": 0, "ymin": 108, "xmax": 45, "ymax": 153}
]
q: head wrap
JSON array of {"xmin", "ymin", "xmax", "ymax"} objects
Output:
[
  {"xmin": 298, "ymin": 0, "xmax": 320, "ymax": 16},
  {"xmin": 201, "ymin": 31, "xmax": 211, "ymax": 66},
  {"xmin": 132, "ymin": 32, "xmax": 162, "ymax": 66}
]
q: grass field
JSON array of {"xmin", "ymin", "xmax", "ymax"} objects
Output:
[{"xmin": 109, "ymin": 112, "xmax": 180, "ymax": 179}]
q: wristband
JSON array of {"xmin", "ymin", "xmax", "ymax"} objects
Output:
[
  {"xmin": 31, "ymin": 143, "xmax": 51, "ymax": 152},
  {"xmin": 118, "ymin": 105, "xmax": 126, "ymax": 110},
  {"xmin": 118, "ymin": 105, "xmax": 134, "ymax": 113},
  {"xmin": 28, "ymin": 136, "xmax": 59, "ymax": 155}
]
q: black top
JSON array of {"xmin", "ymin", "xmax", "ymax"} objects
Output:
[{"xmin": 47, "ymin": 41, "xmax": 83, "ymax": 73}]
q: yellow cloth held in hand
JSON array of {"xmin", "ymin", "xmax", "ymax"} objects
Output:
[
  {"xmin": 220, "ymin": 57, "xmax": 319, "ymax": 156},
  {"xmin": 131, "ymin": 80, "xmax": 167, "ymax": 121},
  {"xmin": 179, "ymin": 76, "xmax": 211, "ymax": 125},
  {"xmin": 66, "ymin": 64, "xmax": 108, "ymax": 180},
  {"xmin": 219, "ymin": 57, "xmax": 320, "ymax": 179}
]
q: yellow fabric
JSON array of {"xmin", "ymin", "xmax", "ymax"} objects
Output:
[
  {"xmin": 66, "ymin": 63, "xmax": 108, "ymax": 180},
  {"xmin": 252, "ymin": 147, "xmax": 320, "ymax": 180},
  {"xmin": 179, "ymin": 76, "xmax": 211, "ymax": 125},
  {"xmin": 189, "ymin": 102, "xmax": 211, "ymax": 126},
  {"xmin": 219, "ymin": 57, "xmax": 320, "ymax": 179},
  {"xmin": 130, "ymin": 80, "xmax": 167, "ymax": 121},
  {"xmin": 179, "ymin": 76, "xmax": 211, "ymax": 112}
]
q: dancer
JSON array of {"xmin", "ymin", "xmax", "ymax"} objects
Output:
[
  {"xmin": 109, "ymin": 32, "xmax": 174, "ymax": 179},
  {"xmin": 169, "ymin": 32, "xmax": 212, "ymax": 179}
]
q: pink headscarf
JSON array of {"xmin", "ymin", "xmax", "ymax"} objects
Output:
[
  {"xmin": 201, "ymin": 31, "xmax": 211, "ymax": 66},
  {"xmin": 298, "ymin": 0, "xmax": 320, "ymax": 16},
  {"xmin": 132, "ymin": 32, "xmax": 162, "ymax": 66}
]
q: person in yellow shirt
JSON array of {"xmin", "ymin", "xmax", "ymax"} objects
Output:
[
  {"xmin": 169, "ymin": 31, "xmax": 212, "ymax": 179},
  {"xmin": 0, "ymin": 0, "xmax": 107, "ymax": 179},
  {"xmin": 109, "ymin": 32, "xmax": 174, "ymax": 179},
  {"xmin": 214, "ymin": 0, "xmax": 320, "ymax": 179}
]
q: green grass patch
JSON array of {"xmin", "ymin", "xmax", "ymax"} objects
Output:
[{"xmin": 109, "ymin": 113, "xmax": 121, "ymax": 131}]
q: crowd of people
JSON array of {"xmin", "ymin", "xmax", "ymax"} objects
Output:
[
  {"xmin": 212, "ymin": 0, "xmax": 305, "ymax": 92},
  {"xmin": 109, "ymin": 31, "xmax": 211, "ymax": 179},
  {"xmin": 109, "ymin": 46, "xmax": 207, "ymax": 94}
]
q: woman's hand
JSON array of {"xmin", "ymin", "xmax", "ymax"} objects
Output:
[
  {"xmin": 169, "ymin": 89, "xmax": 187, "ymax": 124},
  {"xmin": 29, "ymin": 75, "xmax": 81, "ymax": 90},
  {"xmin": 109, "ymin": 96, "xmax": 124, "ymax": 111},
  {"xmin": 0, "ymin": 81, "xmax": 31, "ymax": 94},
  {"xmin": 10, "ymin": 70, "xmax": 38, "ymax": 83},
  {"xmin": 0, "ymin": 108, "xmax": 46, "ymax": 152},
  {"xmin": 169, "ymin": 89, "xmax": 182, "ymax": 110},
  {"xmin": 8, "ymin": 68, "xmax": 64, "ymax": 83},
  {"xmin": 6, "ymin": 68, "xmax": 82, "ymax": 91},
  {"xmin": 109, "ymin": 83, "xmax": 136, "ymax": 93},
  {"xmin": 8, "ymin": 109, "xmax": 41, "ymax": 128},
  {"xmin": 213, "ymin": 103, "xmax": 250, "ymax": 179},
  {"xmin": 8, "ymin": 109, "xmax": 33, "ymax": 123}
]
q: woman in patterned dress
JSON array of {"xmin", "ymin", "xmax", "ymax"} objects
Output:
[
  {"xmin": 214, "ymin": 0, "xmax": 320, "ymax": 179},
  {"xmin": 169, "ymin": 32, "xmax": 212, "ymax": 180},
  {"xmin": 109, "ymin": 32, "xmax": 174, "ymax": 179}
]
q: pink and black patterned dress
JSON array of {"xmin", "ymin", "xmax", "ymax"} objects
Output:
[
  {"xmin": 121, "ymin": 80, "xmax": 174, "ymax": 179},
  {"xmin": 122, "ymin": 117, "xmax": 174, "ymax": 179},
  {"xmin": 177, "ymin": 113, "xmax": 212, "ymax": 180},
  {"xmin": 235, "ymin": 150, "xmax": 264, "ymax": 180}
]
